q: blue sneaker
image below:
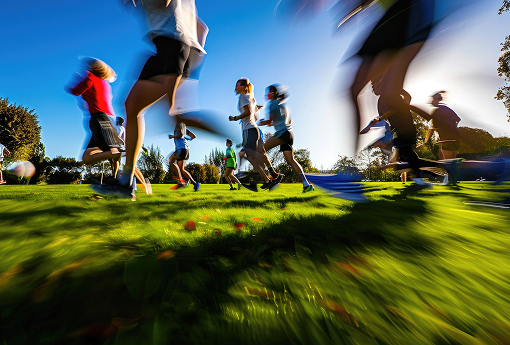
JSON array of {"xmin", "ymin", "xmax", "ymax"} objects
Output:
[{"xmin": 193, "ymin": 182, "xmax": 200, "ymax": 192}]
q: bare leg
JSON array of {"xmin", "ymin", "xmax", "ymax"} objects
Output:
[
  {"xmin": 283, "ymin": 150, "xmax": 310, "ymax": 187},
  {"xmin": 225, "ymin": 167, "xmax": 240, "ymax": 186},
  {"xmin": 82, "ymin": 147, "xmax": 121, "ymax": 165},
  {"xmin": 177, "ymin": 160, "xmax": 195, "ymax": 183},
  {"xmin": 245, "ymin": 149, "xmax": 270, "ymax": 183},
  {"xmin": 124, "ymin": 75, "xmax": 181, "ymax": 184}
]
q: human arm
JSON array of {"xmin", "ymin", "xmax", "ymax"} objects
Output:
[
  {"xmin": 229, "ymin": 104, "xmax": 252, "ymax": 121},
  {"xmin": 68, "ymin": 73, "xmax": 93, "ymax": 96},
  {"xmin": 186, "ymin": 129, "xmax": 197, "ymax": 140}
]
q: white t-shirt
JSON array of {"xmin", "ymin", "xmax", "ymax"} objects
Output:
[
  {"xmin": 0, "ymin": 144, "xmax": 5, "ymax": 161},
  {"xmin": 142, "ymin": 0, "xmax": 205, "ymax": 53},
  {"xmin": 237, "ymin": 94, "xmax": 257, "ymax": 132}
]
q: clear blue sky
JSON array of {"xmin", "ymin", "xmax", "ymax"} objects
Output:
[{"xmin": 1, "ymin": 0, "xmax": 508, "ymax": 169}]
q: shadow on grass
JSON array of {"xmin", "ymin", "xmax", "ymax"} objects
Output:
[{"xmin": 0, "ymin": 192, "xmax": 438, "ymax": 345}]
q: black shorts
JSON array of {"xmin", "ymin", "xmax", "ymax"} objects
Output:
[
  {"xmin": 357, "ymin": 0, "xmax": 433, "ymax": 57},
  {"xmin": 174, "ymin": 148, "xmax": 189, "ymax": 161},
  {"xmin": 440, "ymin": 141, "xmax": 460, "ymax": 152},
  {"xmin": 87, "ymin": 113, "xmax": 122, "ymax": 152},
  {"xmin": 139, "ymin": 37, "xmax": 199, "ymax": 80},
  {"xmin": 277, "ymin": 130, "xmax": 294, "ymax": 152},
  {"xmin": 242, "ymin": 128, "xmax": 260, "ymax": 152}
]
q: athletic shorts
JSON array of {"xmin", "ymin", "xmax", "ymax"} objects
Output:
[
  {"xmin": 174, "ymin": 148, "xmax": 189, "ymax": 161},
  {"xmin": 139, "ymin": 37, "xmax": 199, "ymax": 80},
  {"xmin": 242, "ymin": 128, "xmax": 260, "ymax": 152},
  {"xmin": 87, "ymin": 113, "xmax": 122, "ymax": 152},
  {"xmin": 357, "ymin": 0, "xmax": 434, "ymax": 57},
  {"xmin": 440, "ymin": 140, "xmax": 460, "ymax": 152},
  {"xmin": 276, "ymin": 130, "xmax": 294, "ymax": 152}
]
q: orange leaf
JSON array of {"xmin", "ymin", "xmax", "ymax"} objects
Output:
[
  {"xmin": 157, "ymin": 250, "xmax": 176, "ymax": 260},
  {"xmin": 184, "ymin": 221, "xmax": 196, "ymax": 230},
  {"xmin": 201, "ymin": 215, "xmax": 211, "ymax": 221},
  {"xmin": 213, "ymin": 229, "xmax": 222, "ymax": 236},
  {"xmin": 252, "ymin": 217, "xmax": 262, "ymax": 222}
]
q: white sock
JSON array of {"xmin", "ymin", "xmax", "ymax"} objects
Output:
[{"xmin": 299, "ymin": 173, "xmax": 310, "ymax": 187}]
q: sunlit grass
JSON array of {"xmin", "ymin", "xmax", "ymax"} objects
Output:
[{"xmin": 0, "ymin": 183, "xmax": 509, "ymax": 344}]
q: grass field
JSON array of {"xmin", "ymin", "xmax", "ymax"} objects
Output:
[{"xmin": 0, "ymin": 183, "xmax": 509, "ymax": 345}]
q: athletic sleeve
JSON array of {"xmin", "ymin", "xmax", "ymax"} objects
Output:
[
  {"xmin": 269, "ymin": 101, "xmax": 280, "ymax": 119},
  {"xmin": 70, "ymin": 73, "xmax": 93, "ymax": 96}
]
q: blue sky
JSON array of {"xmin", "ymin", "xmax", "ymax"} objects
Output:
[{"xmin": 0, "ymin": 0, "xmax": 508, "ymax": 169}]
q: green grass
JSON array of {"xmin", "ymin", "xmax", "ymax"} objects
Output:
[{"xmin": 0, "ymin": 183, "xmax": 509, "ymax": 345}]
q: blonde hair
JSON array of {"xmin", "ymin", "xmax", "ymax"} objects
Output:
[
  {"xmin": 237, "ymin": 78, "xmax": 254, "ymax": 99},
  {"xmin": 176, "ymin": 122, "xmax": 186, "ymax": 136},
  {"xmin": 84, "ymin": 58, "xmax": 117, "ymax": 82}
]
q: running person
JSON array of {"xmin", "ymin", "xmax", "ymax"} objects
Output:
[
  {"xmin": 0, "ymin": 143, "xmax": 10, "ymax": 184},
  {"xmin": 229, "ymin": 78, "xmax": 279, "ymax": 191},
  {"xmin": 424, "ymin": 91, "xmax": 462, "ymax": 160},
  {"xmin": 97, "ymin": 0, "xmax": 206, "ymax": 197},
  {"xmin": 259, "ymin": 84, "xmax": 314, "ymax": 193},
  {"xmin": 168, "ymin": 122, "xmax": 200, "ymax": 191},
  {"xmin": 65, "ymin": 58, "xmax": 122, "ymax": 177},
  {"xmin": 223, "ymin": 138, "xmax": 241, "ymax": 190}
]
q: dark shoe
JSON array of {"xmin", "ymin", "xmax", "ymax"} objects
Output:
[
  {"xmin": 242, "ymin": 183, "xmax": 258, "ymax": 192},
  {"xmin": 267, "ymin": 180, "xmax": 280, "ymax": 191},
  {"xmin": 193, "ymin": 182, "xmax": 201, "ymax": 192},
  {"xmin": 90, "ymin": 183, "xmax": 133, "ymax": 199},
  {"xmin": 229, "ymin": 186, "xmax": 237, "ymax": 190},
  {"xmin": 303, "ymin": 184, "xmax": 314, "ymax": 193}
]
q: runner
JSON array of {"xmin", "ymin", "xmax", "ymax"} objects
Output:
[
  {"xmin": 65, "ymin": 58, "xmax": 123, "ymax": 177},
  {"xmin": 424, "ymin": 91, "xmax": 462, "ymax": 160},
  {"xmin": 0, "ymin": 143, "xmax": 10, "ymax": 184},
  {"xmin": 259, "ymin": 84, "xmax": 314, "ymax": 193},
  {"xmin": 168, "ymin": 122, "xmax": 200, "ymax": 191},
  {"xmin": 95, "ymin": 0, "xmax": 205, "ymax": 197},
  {"xmin": 223, "ymin": 138, "xmax": 241, "ymax": 190},
  {"xmin": 229, "ymin": 78, "xmax": 279, "ymax": 192}
]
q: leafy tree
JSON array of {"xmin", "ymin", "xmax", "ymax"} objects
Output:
[
  {"xmin": 137, "ymin": 145, "xmax": 166, "ymax": 183},
  {"xmin": 46, "ymin": 156, "xmax": 83, "ymax": 184},
  {"xmin": 0, "ymin": 97, "xmax": 42, "ymax": 162},
  {"xmin": 185, "ymin": 163, "xmax": 206, "ymax": 183},
  {"xmin": 497, "ymin": 2, "xmax": 510, "ymax": 119},
  {"xmin": 333, "ymin": 156, "xmax": 360, "ymax": 175},
  {"xmin": 204, "ymin": 148, "xmax": 225, "ymax": 181},
  {"xmin": 28, "ymin": 142, "xmax": 51, "ymax": 184},
  {"xmin": 203, "ymin": 164, "xmax": 220, "ymax": 184}
]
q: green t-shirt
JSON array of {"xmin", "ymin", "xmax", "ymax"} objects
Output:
[{"xmin": 226, "ymin": 146, "xmax": 236, "ymax": 168}]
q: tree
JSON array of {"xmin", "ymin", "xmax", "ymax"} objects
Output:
[
  {"xmin": 333, "ymin": 156, "xmax": 360, "ymax": 175},
  {"xmin": 185, "ymin": 163, "xmax": 206, "ymax": 183},
  {"xmin": 497, "ymin": 2, "xmax": 510, "ymax": 120},
  {"xmin": 0, "ymin": 97, "xmax": 42, "ymax": 162},
  {"xmin": 137, "ymin": 145, "xmax": 166, "ymax": 184},
  {"xmin": 28, "ymin": 142, "xmax": 51, "ymax": 184},
  {"xmin": 275, "ymin": 148, "xmax": 319, "ymax": 182},
  {"xmin": 203, "ymin": 164, "xmax": 220, "ymax": 184},
  {"xmin": 46, "ymin": 156, "xmax": 83, "ymax": 184},
  {"xmin": 204, "ymin": 148, "xmax": 225, "ymax": 181}
]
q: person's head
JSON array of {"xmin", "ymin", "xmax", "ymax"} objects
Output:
[
  {"xmin": 431, "ymin": 91, "xmax": 446, "ymax": 107},
  {"xmin": 226, "ymin": 138, "xmax": 233, "ymax": 147},
  {"xmin": 235, "ymin": 78, "xmax": 254, "ymax": 98},
  {"xmin": 82, "ymin": 57, "xmax": 117, "ymax": 83},
  {"xmin": 266, "ymin": 84, "xmax": 289, "ymax": 102},
  {"xmin": 175, "ymin": 122, "xmax": 186, "ymax": 136},
  {"xmin": 116, "ymin": 116, "xmax": 125, "ymax": 126}
]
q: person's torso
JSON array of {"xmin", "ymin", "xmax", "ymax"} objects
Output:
[
  {"xmin": 142, "ymin": 0, "xmax": 204, "ymax": 52},
  {"xmin": 174, "ymin": 132, "xmax": 190, "ymax": 150},
  {"xmin": 432, "ymin": 105, "xmax": 459, "ymax": 140},
  {"xmin": 82, "ymin": 73, "xmax": 114, "ymax": 115},
  {"xmin": 378, "ymin": 98, "xmax": 413, "ymax": 132},
  {"xmin": 269, "ymin": 100, "xmax": 292, "ymax": 135},
  {"xmin": 238, "ymin": 94, "xmax": 257, "ymax": 131},
  {"xmin": 226, "ymin": 147, "xmax": 235, "ymax": 163}
]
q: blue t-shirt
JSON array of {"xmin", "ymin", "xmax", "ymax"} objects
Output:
[
  {"xmin": 174, "ymin": 131, "xmax": 192, "ymax": 150},
  {"xmin": 268, "ymin": 100, "xmax": 292, "ymax": 137}
]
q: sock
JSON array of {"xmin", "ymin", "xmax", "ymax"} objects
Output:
[
  {"xmin": 299, "ymin": 173, "xmax": 310, "ymax": 188},
  {"xmin": 268, "ymin": 167, "xmax": 278, "ymax": 178}
]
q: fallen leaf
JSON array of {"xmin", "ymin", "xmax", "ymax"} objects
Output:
[
  {"xmin": 213, "ymin": 229, "xmax": 222, "ymax": 236},
  {"xmin": 201, "ymin": 215, "xmax": 211, "ymax": 221},
  {"xmin": 157, "ymin": 250, "xmax": 176, "ymax": 261},
  {"xmin": 184, "ymin": 221, "xmax": 196, "ymax": 231},
  {"xmin": 252, "ymin": 217, "xmax": 262, "ymax": 222}
]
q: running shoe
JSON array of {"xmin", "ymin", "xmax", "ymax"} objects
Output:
[
  {"xmin": 242, "ymin": 183, "xmax": 258, "ymax": 192},
  {"xmin": 193, "ymin": 182, "xmax": 200, "ymax": 192},
  {"xmin": 229, "ymin": 186, "xmax": 237, "ymax": 191},
  {"xmin": 0, "ymin": 180, "xmax": 6, "ymax": 184},
  {"xmin": 267, "ymin": 180, "xmax": 280, "ymax": 191},
  {"xmin": 90, "ymin": 183, "xmax": 134, "ymax": 199},
  {"xmin": 303, "ymin": 184, "xmax": 315, "ymax": 193},
  {"xmin": 275, "ymin": 173, "xmax": 285, "ymax": 184},
  {"xmin": 413, "ymin": 178, "xmax": 433, "ymax": 187}
]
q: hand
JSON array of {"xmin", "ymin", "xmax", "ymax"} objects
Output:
[{"xmin": 229, "ymin": 116, "xmax": 236, "ymax": 121}]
